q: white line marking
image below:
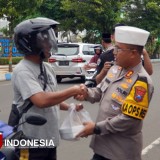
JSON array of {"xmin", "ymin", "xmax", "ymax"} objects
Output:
[{"xmin": 142, "ymin": 137, "xmax": 160, "ymax": 155}]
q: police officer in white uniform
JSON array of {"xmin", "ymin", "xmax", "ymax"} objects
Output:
[{"xmin": 75, "ymin": 26, "xmax": 154, "ymax": 160}]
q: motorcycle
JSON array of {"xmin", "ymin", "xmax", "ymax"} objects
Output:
[
  {"xmin": 84, "ymin": 69, "xmax": 97, "ymax": 88},
  {"xmin": 84, "ymin": 61, "xmax": 114, "ymax": 88},
  {"xmin": 0, "ymin": 113, "xmax": 47, "ymax": 160}
]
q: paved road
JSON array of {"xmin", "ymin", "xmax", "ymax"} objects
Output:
[{"xmin": 0, "ymin": 62, "xmax": 160, "ymax": 160}]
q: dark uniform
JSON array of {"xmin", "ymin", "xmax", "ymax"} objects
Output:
[{"xmin": 95, "ymin": 45, "xmax": 114, "ymax": 76}]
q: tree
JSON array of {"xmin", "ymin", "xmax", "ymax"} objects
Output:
[
  {"xmin": 36, "ymin": 0, "xmax": 128, "ymax": 43},
  {"xmin": 38, "ymin": 0, "xmax": 65, "ymax": 21},
  {"xmin": 0, "ymin": 0, "xmax": 43, "ymax": 36},
  {"xmin": 0, "ymin": 0, "xmax": 43, "ymax": 71},
  {"xmin": 122, "ymin": 0, "xmax": 160, "ymax": 57},
  {"xmin": 60, "ymin": 0, "xmax": 126, "ymax": 43}
]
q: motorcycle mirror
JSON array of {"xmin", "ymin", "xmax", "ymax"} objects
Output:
[
  {"xmin": 13, "ymin": 113, "xmax": 47, "ymax": 132},
  {"xmin": 0, "ymin": 151, "xmax": 7, "ymax": 159},
  {"xmin": 25, "ymin": 113, "xmax": 47, "ymax": 125}
]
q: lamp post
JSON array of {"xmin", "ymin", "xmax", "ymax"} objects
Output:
[{"xmin": 8, "ymin": 38, "xmax": 13, "ymax": 72}]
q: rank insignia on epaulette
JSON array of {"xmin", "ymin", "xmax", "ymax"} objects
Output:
[
  {"xmin": 134, "ymin": 86, "xmax": 146, "ymax": 102},
  {"xmin": 125, "ymin": 70, "xmax": 134, "ymax": 79}
]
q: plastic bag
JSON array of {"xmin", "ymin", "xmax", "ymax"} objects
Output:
[
  {"xmin": 77, "ymin": 108, "xmax": 92, "ymax": 123},
  {"xmin": 59, "ymin": 103, "xmax": 92, "ymax": 141}
]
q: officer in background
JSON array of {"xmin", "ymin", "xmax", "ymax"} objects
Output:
[
  {"xmin": 75, "ymin": 26, "xmax": 154, "ymax": 160},
  {"xmin": 95, "ymin": 33, "xmax": 114, "ymax": 76},
  {"xmin": 95, "ymin": 24, "xmax": 126, "ymax": 85}
]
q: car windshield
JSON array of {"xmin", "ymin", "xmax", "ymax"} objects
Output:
[{"xmin": 56, "ymin": 45, "xmax": 79, "ymax": 56}]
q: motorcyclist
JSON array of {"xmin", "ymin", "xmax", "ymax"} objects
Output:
[
  {"xmin": 8, "ymin": 17, "xmax": 83, "ymax": 160},
  {"xmin": 84, "ymin": 45, "xmax": 102, "ymax": 70}
]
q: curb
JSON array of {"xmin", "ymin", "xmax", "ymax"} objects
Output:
[
  {"xmin": 0, "ymin": 72, "xmax": 12, "ymax": 81},
  {"xmin": 0, "ymin": 65, "xmax": 15, "ymax": 82}
]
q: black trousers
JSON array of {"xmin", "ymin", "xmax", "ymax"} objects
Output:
[
  {"xmin": 91, "ymin": 154, "xmax": 111, "ymax": 160},
  {"xmin": 29, "ymin": 148, "xmax": 57, "ymax": 160}
]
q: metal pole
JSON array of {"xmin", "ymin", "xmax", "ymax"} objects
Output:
[{"xmin": 8, "ymin": 39, "xmax": 12, "ymax": 72}]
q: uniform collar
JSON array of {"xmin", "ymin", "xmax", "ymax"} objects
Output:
[{"xmin": 120, "ymin": 62, "xmax": 143, "ymax": 78}]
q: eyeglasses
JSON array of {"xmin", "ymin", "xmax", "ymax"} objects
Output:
[{"xmin": 114, "ymin": 46, "xmax": 135, "ymax": 54}]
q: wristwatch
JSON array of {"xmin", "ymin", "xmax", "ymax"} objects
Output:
[{"xmin": 93, "ymin": 124, "xmax": 101, "ymax": 135}]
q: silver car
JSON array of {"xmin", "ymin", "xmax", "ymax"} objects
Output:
[{"xmin": 48, "ymin": 43, "xmax": 98, "ymax": 82}]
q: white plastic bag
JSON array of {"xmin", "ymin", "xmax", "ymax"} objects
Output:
[
  {"xmin": 59, "ymin": 103, "xmax": 92, "ymax": 141},
  {"xmin": 77, "ymin": 107, "xmax": 92, "ymax": 123}
]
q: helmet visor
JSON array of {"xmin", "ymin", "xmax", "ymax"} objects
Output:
[{"xmin": 36, "ymin": 28, "xmax": 58, "ymax": 55}]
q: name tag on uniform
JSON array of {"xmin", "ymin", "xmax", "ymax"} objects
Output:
[{"xmin": 101, "ymin": 82, "xmax": 110, "ymax": 92}]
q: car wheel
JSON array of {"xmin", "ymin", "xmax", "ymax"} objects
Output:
[
  {"xmin": 56, "ymin": 76, "xmax": 62, "ymax": 83},
  {"xmin": 81, "ymin": 76, "xmax": 85, "ymax": 83}
]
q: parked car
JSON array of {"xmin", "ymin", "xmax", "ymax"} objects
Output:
[{"xmin": 48, "ymin": 43, "xmax": 99, "ymax": 83}]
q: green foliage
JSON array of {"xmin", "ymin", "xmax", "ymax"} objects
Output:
[
  {"xmin": 0, "ymin": 0, "xmax": 43, "ymax": 36},
  {"xmin": 122, "ymin": 0, "xmax": 160, "ymax": 56},
  {"xmin": 38, "ymin": 0, "xmax": 65, "ymax": 20},
  {"xmin": 0, "ymin": 57, "xmax": 23, "ymax": 65},
  {"xmin": 60, "ymin": 0, "xmax": 125, "ymax": 42},
  {"xmin": 0, "ymin": 0, "xmax": 159, "ymax": 57},
  {"xmin": 0, "ymin": 27, "xmax": 10, "ymax": 37},
  {"xmin": 0, "ymin": 0, "xmax": 126, "ymax": 43},
  {"xmin": 123, "ymin": 0, "xmax": 160, "ymax": 34}
]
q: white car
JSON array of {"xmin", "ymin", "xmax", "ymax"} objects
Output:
[{"xmin": 48, "ymin": 43, "xmax": 98, "ymax": 83}]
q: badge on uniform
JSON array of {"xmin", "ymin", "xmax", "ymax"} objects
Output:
[
  {"xmin": 120, "ymin": 83, "xmax": 129, "ymax": 89},
  {"xmin": 125, "ymin": 78, "xmax": 132, "ymax": 83},
  {"xmin": 112, "ymin": 68, "xmax": 118, "ymax": 74},
  {"xmin": 134, "ymin": 86, "xmax": 146, "ymax": 102},
  {"xmin": 108, "ymin": 73, "xmax": 114, "ymax": 78},
  {"xmin": 121, "ymin": 79, "xmax": 148, "ymax": 120},
  {"xmin": 111, "ymin": 104, "xmax": 119, "ymax": 110},
  {"xmin": 125, "ymin": 70, "xmax": 134, "ymax": 79}
]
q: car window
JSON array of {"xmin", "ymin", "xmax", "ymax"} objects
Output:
[
  {"xmin": 83, "ymin": 45, "xmax": 95, "ymax": 55},
  {"xmin": 57, "ymin": 45, "xmax": 79, "ymax": 56}
]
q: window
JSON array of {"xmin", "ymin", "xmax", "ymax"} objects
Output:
[
  {"xmin": 83, "ymin": 45, "xmax": 95, "ymax": 55},
  {"xmin": 57, "ymin": 45, "xmax": 79, "ymax": 56}
]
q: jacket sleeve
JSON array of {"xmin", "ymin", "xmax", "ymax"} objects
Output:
[
  {"xmin": 86, "ymin": 87, "xmax": 102, "ymax": 103},
  {"xmin": 96, "ymin": 76, "xmax": 154, "ymax": 135}
]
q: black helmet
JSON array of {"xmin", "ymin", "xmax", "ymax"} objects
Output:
[
  {"xmin": 94, "ymin": 45, "xmax": 102, "ymax": 53},
  {"xmin": 14, "ymin": 17, "xmax": 59, "ymax": 57}
]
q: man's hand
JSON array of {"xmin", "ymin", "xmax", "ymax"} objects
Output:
[
  {"xmin": 75, "ymin": 103, "xmax": 83, "ymax": 111},
  {"xmin": 102, "ymin": 61, "xmax": 113, "ymax": 73},
  {"xmin": 96, "ymin": 61, "xmax": 113, "ymax": 84},
  {"xmin": 84, "ymin": 63, "xmax": 97, "ymax": 70},
  {"xmin": 60, "ymin": 102, "xmax": 83, "ymax": 111},
  {"xmin": 71, "ymin": 85, "xmax": 86, "ymax": 95},
  {"xmin": 83, "ymin": 64, "xmax": 91, "ymax": 70},
  {"xmin": 74, "ymin": 84, "xmax": 88, "ymax": 101},
  {"xmin": 76, "ymin": 122, "xmax": 95, "ymax": 138}
]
